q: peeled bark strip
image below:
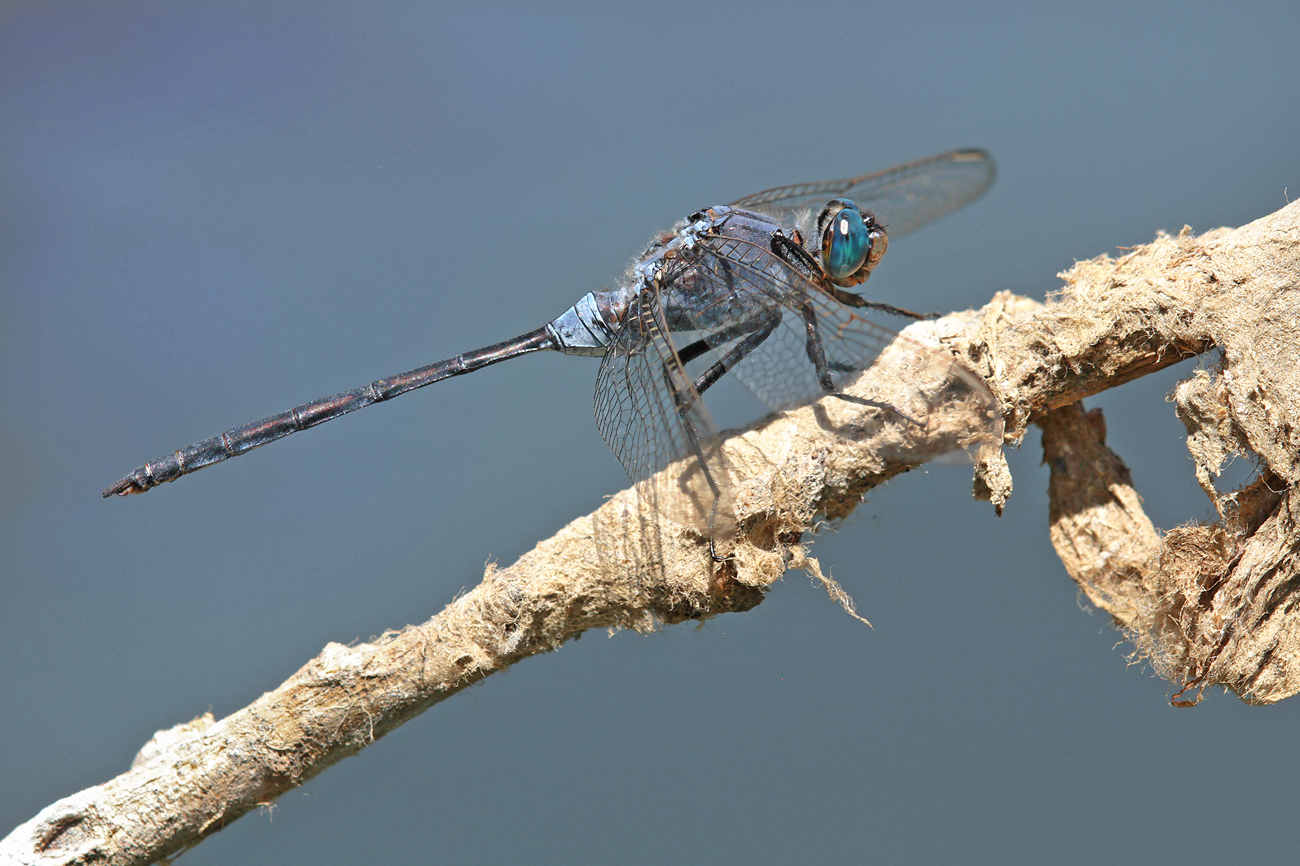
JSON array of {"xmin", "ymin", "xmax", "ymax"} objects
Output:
[
  {"xmin": 1008, "ymin": 201, "xmax": 1300, "ymax": 704},
  {"xmin": 5, "ymin": 201, "xmax": 1299, "ymax": 865}
]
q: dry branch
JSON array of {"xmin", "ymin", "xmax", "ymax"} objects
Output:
[
  {"xmin": 1024, "ymin": 200, "xmax": 1300, "ymax": 705},
  {"xmin": 4, "ymin": 200, "xmax": 1298, "ymax": 866}
]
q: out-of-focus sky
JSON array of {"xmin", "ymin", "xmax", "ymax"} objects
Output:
[{"xmin": 4, "ymin": 2, "xmax": 1299, "ymax": 862}]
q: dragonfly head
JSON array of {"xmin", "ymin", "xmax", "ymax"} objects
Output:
[{"xmin": 816, "ymin": 198, "xmax": 887, "ymax": 287}]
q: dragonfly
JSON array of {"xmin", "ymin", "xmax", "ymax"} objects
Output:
[{"xmin": 104, "ymin": 149, "xmax": 997, "ymax": 541}]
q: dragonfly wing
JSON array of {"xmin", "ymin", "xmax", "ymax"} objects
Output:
[
  {"xmin": 593, "ymin": 287, "xmax": 734, "ymax": 539},
  {"xmin": 730, "ymin": 148, "xmax": 994, "ymax": 239},
  {"xmin": 663, "ymin": 232, "xmax": 1001, "ymax": 462},
  {"xmin": 656, "ymin": 231, "xmax": 895, "ymax": 411}
]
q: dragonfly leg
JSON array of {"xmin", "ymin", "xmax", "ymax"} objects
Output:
[
  {"xmin": 657, "ymin": 314, "xmax": 771, "ymax": 542},
  {"xmin": 770, "ymin": 232, "xmax": 822, "ymax": 283},
  {"xmin": 824, "ymin": 286, "xmax": 937, "ymax": 321},
  {"xmin": 709, "ymin": 533, "xmax": 728, "ymax": 564},
  {"xmin": 647, "ymin": 314, "xmax": 779, "ymax": 557},
  {"xmin": 799, "ymin": 302, "xmax": 898, "ymax": 412},
  {"xmin": 860, "ymin": 299, "xmax": 938, "ymax": 321},
  {"xmin": 687, "ymin": 314, "xmax": 781, "ymax": 396},
  {"xmin": 659, "ymin": 362, "xmax": 725, "ymax": 504},
  {"xmin": 674, "ymin": 314, "xmax": 777, "ymax": 369}
]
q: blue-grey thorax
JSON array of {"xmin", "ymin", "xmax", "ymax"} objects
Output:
[{"xmin": 544, "ymin": 205, "xmax": 794, "ymax": 356}]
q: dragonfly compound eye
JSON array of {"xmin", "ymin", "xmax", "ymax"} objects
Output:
[
  {"xmin": 819, "ymin": 199, "xmax": 882, "ymax": 285},
  {"xmin": 816, "ymin": 198, "xmax": 887, "ymax": 287}
]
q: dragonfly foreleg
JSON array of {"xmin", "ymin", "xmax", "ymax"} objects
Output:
[
  {"xmin": 822, "ymin": 285, "xmax": 936, "ymax": 321},
  {"xmin": 857, "ymin": 299, "xmax": 938, "ymax": 321}
]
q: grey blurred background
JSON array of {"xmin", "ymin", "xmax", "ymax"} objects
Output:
[{"xmin": 3, "ymin": 2, "xmax": 1298, "ymax": 862}]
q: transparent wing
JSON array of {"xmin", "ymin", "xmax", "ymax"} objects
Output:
[
  {"xmin": 730, "ymin": 148, "xmax": 994, "ymax": 239},
  {"xmin": 654, "ymin": 232, "xmax": 1000, "ymax": 462},
  {"xmin": 593, "ymin": 289, "xmax": 734, "ymax": 538},
  {"xmin": 591, "ymin": 150, "xmax": 997, "ymax": 544}
]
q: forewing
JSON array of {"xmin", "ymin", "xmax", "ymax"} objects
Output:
[{"xmin": 730, "ymin": 148, "xmax": 994, "ymax": 239}]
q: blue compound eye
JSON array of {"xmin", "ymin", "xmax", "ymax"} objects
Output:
[
  {"xmin": 820, "ymin": 200, "xmax": 872, "ymax": 282},
  {"xmin": 818, "ymin": 198, "xmax": 886, "ymax": 286}
]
